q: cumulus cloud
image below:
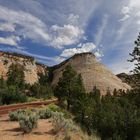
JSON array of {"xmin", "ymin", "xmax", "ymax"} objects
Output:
[
  {"xmin": 0, "ymin": 5, "xmax": 84, "ymax": 48},
  {"xmin": 60, "ymin": 42, "xmax": 96, "ymax": 57},
  {"xmin": 94, "ymin": 51, "xmax": 102, "ymax": 58},
  {"xmin": 0, "ymin": 36, "xmax": 20, "ymax": 47},
  {"xmin": 50, "ymin": 24, "xmax": 84, "ymax": 48}
]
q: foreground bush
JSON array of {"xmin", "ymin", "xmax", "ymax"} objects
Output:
[
  {"xmin": 38, "ymin": 108, "xmax": 52, "ymax": 119},
  {"xmin": 38, "ymin": 104, "xmax": 71, "ymax": 119},
  {"xmin": 9, "ymin": 111, "xmax": 19, "ymax": 121},
  {"xmin": 9, "ymin": 109, "xmax": 33, "ymax": 121},
  {"xmin": 19, "ymin": 113, "xmax": 38, "ymax": 133},
  {"xmin": 51, "ymin": 111, "xmax": 78, "ymax": 134}
]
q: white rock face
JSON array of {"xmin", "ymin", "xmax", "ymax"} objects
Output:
[
  {"xmin": 51, "ymin": 53, "xmax": 131, "ymax": 95},
  {"xmin": 0, "ymin": 51, "xmax": 46, "ymax": 84}
]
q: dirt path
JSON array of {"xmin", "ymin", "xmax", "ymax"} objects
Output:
[{"xmin": 0, "ymin": 99, "xmax": 58, "ymax": 115}]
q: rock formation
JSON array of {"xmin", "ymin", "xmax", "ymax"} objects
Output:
[
  {"xmin": 0, "ymin": 51, "xmax": 46, "ymax": 84},
  {"xmin": 0, "ymin": 51, "xmax": 131, "ymax": 95},
  {"xmin": 51, "ymin": 52, "xmax": 131, "ymax": 95}
]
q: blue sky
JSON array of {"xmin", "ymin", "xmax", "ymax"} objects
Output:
[{"xmin": 0, "ymin": 0, "xmax": 139, "ymax": 74}]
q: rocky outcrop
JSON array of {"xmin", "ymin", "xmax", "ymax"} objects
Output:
[
  {"xmin": 0, "ymin": 51, "xmax": 47, "ymax": 84},
  {"xmin": 51, "ymin": 52, "xmax": 131, "ymax": 95}
]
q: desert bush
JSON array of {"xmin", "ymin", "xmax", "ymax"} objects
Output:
[
  {"xmin": 38, "ymin": 108, "xmax": 52, "ymax": 119},
  {"xmin": 48, "ymin": 104, "xmax": 71, "ymax": 119},
  {"xmin": 38, "ymin": 105, "xmax": 71, "ymax": 119},
  {"xmin": 19, "ymin": 113, "xmax": 39, "ymax": 133},
  {"xmin": 51, "ymin": 111, "xmax": 78, "ymax": 134},
  {"xmin": 9, "ymin": 109, "xmax": 27, "ymax": 121},
  {"xmin": 9, "ymin": 111, "xmax": 19, "ymax": 121},
  {"xmin": 9, "ymin": 109, "xmax": 35, "ymax": 121}
]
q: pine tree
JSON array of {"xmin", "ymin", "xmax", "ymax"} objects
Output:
[
  {"xmin": 54, "ymin": 65, "xmax": 85, "ymax": 110},
  {"xmin": 129, "ymin": 33, "xmax": 140, "ymax": 88}
]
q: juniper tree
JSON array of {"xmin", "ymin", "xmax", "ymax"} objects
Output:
[{"xmin": 7, "ymin": 64, "xmax": 25, "ymax": 89}]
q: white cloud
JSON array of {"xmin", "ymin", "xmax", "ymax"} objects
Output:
[
  {"xmin": 0, "ymin": 5, "xmax": 85, "ymax": 48},
  {"xmin": 0, "ymin": 5, "xmax": 50, "ymax": 45},
  {"xmin": 0, "ymin": 23, "xmax": 15, "ymax": 32},
  {"xmin": 108, "ymin": 60, "xmax": 134, "ymax": 74},
  {"xmin": 50, "ymin": 24, "xmax": 84, "ymax": 48},
  {"xmin": 94, "ymin": 51, "xmax": 102, "ymax": 58},
  {"xmin": 136, "ymin": 11, "xmax": 140, "ymax": 17},
  {"xmin": 60, "ymin": 42, "xmax": 96, "ymax": 57},
  {"xmin": 129, "ymin": 0, "xmax": 140, "ymax": 8},
  {"xmin": 120, "ymin": 0, "xmax": 140, "ymax": 22},
  {"xmin": 115, "ymin": 0, "xmax": 140, "ymax": 44},
  {"xmin": 137, "ymin": 20, "xmax": 140, "ymax": 25},
  {"xmin": 119, "ymin": 14, "xmax": 130, "ymax": 22},
  {"xmin": 95, "ymin": 14, "xmax": 108, "ymax": 47},
  {"xmin": 0, "ymin": 36, "xmax": 20, "ymax": 46},
  {"xmin": 121, "ymin": 6, "xmax": 130, "ymax": 15},
  {"xmin": 67, "ymin": 14, "xmax": 79, "ymax": 25}
]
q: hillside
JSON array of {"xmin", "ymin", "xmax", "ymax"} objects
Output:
[
  {"xmin": 117, "ymin": 73, "xmax": 139, "ymax": 88},
  {"xmin": 0, "ymin": 51, "xmax": 47, "ymax": 84}
]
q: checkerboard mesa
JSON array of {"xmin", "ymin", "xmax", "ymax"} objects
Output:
[{"xmin": 51, "ymin": 52, "xmax": 131, "ymax": 95}]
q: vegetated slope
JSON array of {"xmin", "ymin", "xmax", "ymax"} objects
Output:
[
  {"xmin": 0, "ymin": 51, "xmax": 47, "ymax": 84},
  {"xmin": 117, "ymin": 72, "xmax": 139, "ymax": 88},
  {"xmin": 51, "ymin": 52, "xmax": 131, "ymax": 95}
]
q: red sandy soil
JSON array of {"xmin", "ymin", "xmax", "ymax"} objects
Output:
[
  {"xmin": 0, "ymin": 115, "xmax": 56, "ymax": 140},
  {"xmin": 0, "ymin": 115, "xmax": 97, "ymax": 140}
]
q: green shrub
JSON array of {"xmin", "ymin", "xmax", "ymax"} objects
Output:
[
  {"xmin": 9, "ymin": 109, "xmax": 30, "ymax": 121},
  {"xmin": 48, "ymin": 104, "xmax": 71, "ymax": 119},
  {"xmin": 51, "ymin": 111, "xmax": 78, "ymax": 133},
  {"xmin": 0, "ymin": 88, "xmax": 27, "ymax": 105},
  {"xmin": 37, "ymin": 105, "xmax": 71, "ymax": 119},
  {"xmin": 9, "ymin": 111, "xmax": 19, "ymax": 121},
  {"xmin": 19, "ymin": 113, "xmax": 38, "ymax": 133},
  {"xmin": 38, "ymin": 108, "xmax": 52, "ymax": 119}
]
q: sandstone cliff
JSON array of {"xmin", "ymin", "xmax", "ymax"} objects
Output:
[
  {"xmin": 0, "ymin": 51, "xmax": 47, "ymax": 84},
  {"xmin": 51, "ymin": 52, "xmax": 131, "ymax": 95}
]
